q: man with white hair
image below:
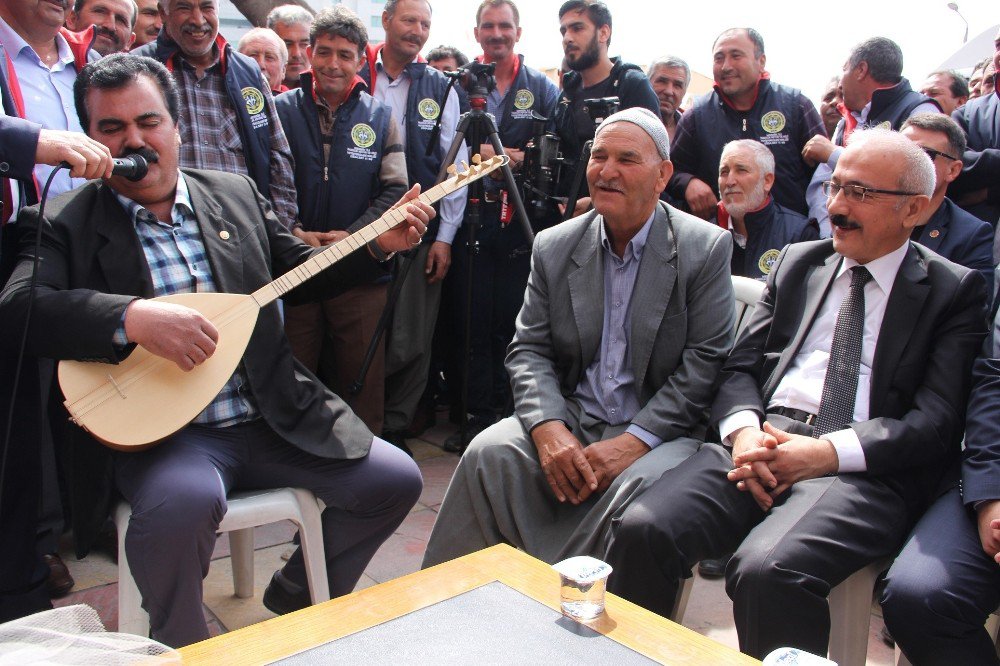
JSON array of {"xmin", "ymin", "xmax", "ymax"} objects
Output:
[
  {"xmin": 237, "ymin": 27, "xmax": 288, "ymax": 94},
  {"xmin": 605, "ymin": 128, "xmax": 989, "ymax": 659},
  {"xmin": 718, "ymin": 139, "xmax": 818, "ymax": 279},
  {"xmin": 422, "ymin": 107, "xmax": 735, "ymax": 566}
]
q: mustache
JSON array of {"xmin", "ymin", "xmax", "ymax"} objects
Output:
[
  {"xmin": 594, "ymin": 180, "xmax": 624, "ymax": 194},
  {"xmin": 121, "ymin": 146, "xmax": 160, "ymax": 164},
  {"xmin": 94, "ymin": 25, "xmax": 121, "ymax": 44},
  {"xmin": 830, "ymin": 214, "xmax": 861, "ymax": 230},
  {"xmin": 181, "ymin": 23, "xmax": 212, "ymax": 35}
]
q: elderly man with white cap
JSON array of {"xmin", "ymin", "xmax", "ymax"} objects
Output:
[{"xmin": 422, "ymin": 107, "xmax": 736, "ymax": 566}]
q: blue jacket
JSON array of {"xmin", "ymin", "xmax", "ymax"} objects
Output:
[
  {"xmin": 915, "ymin": 197, "xmax": 994, "ymax": 294},
  {"xmin": 671, "ymin": 79, "xmax": 825, "ymax": 216},
  {"xmin": 275, "ymin": 73, "xmax": 402, "ymax": 234},
  {"xmin": 134, "ymin": 33, "xmax": 274, "ymax": 199},
  {"xmin": 951, "ymin": 91, "xmax": 1000, "ymax": 225},
  {"xmin": 724, "ymin": 198, "xmax": 819, "ymax": 279},
  {"xmin": 832, "ymin": 78, "xmax": 938, "ymax": 146},
  {"xmin": 360, "ymin": 44, "xmax": 454, "ymax": 240},
  {"xmin": 489, "ymin": 55, "xmax": 559, "ymax": 150}
]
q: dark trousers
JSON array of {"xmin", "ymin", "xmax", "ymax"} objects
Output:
[
  {"xmin": 446, "ymin": 204, "xmax": 531, "ymax": 416},
  {"xmin": 882, "ymin": 486, "xmax": 1000, "ymax": 665},
  {"xmin": 114, "ymin": 421, "xmax": 422, "ymax": 648},
  {"xmin": 605, "ymin": 422, "xmax": 912, "ymax": 659}
]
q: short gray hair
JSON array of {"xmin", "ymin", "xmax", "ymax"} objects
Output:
[
  {"xmin": 848, "ymin": 37, "xmax": 903, "ymax": 84},
  {"xmin": 846, "ymin": 127, "xmax": 934, "ymax": 197},
  {"xmin": 311, "ymin": 5, "xmax": 368, "ymax": 53},
  {"xmin": 720, "ymin": 139, "xmax": 775, "ymax": 177},
  {"xmin": 648, "ymin": 56, "xmax": 691, "ymax": 88},
  {"xmin": 384, "ymin": 0, "xmax": 433, "ymax": 18},
  {"xmin": 237, "ymin": 28, "xmax": 288, "ymax": 65},
  {"xmin": 266, "ymin": 4, "xmax": 313, "ymax": 29}
]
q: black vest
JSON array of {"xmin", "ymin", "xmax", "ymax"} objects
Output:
[{"xmin": 833, "ymin": 78, "xmax": 938, "ymax": 146}]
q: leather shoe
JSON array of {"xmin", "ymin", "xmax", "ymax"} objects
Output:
[
  {"xmin": 697, "ymin": 554, "xmax": 731, "ymax": 580},
  {"xmin": 43, "ymin": 553, "xmax": 74, "ymax": 598},
  {"xmin": 262, "ymin": 571, "xmax": 311, "ymax": 616}
]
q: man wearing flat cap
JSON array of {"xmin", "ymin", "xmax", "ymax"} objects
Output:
[{"xmin": 422, "ymin": 107, "xmax": 735, "ymax": 566}]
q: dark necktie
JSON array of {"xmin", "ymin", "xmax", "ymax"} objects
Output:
[{"xmin": 814, "ymin": 266, "xmax": 872, "ymax": 436}]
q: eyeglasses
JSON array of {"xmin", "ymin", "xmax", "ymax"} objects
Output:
[
  {"xmin": 920, "ymin": 146, "xmax": 960, "ymax": 162},
  {"xmin": 822, "ymin": 181, "xmax": 920, "ymax": 203}
]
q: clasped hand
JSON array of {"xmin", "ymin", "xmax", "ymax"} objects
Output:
[
  {"xmin": 531, "ymin": 422, "xmax": 649, "ymax": 505},
  {"xmin": 727, "ymin": 422, "xmax": 839, "ymax": 511}
]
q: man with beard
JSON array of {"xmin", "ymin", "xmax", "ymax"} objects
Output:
[
  {"xmin": 422, "ymin": 107, "xmax": 734, "ymax": 570},
  {"xmin": 267, "ymin": 4, "xmax": 311, "ymax": 91},
  {"xmin": 131, "ymin": 0, "xmax": 160, "ymax": 49},
  {"xmin": 552, "ymin": 0, "xmax": 659, "ymax": 216},
  {"xmin": 647, "ymin": 55, "xmax": 689, "ymax": 145},
  {"xmin": 133, "ymin": 0, "xmax": 299, "ymax": 231},
  {"xmin": 441, "ymin": 0, "xmax": 559, "ymax": 452},
  {"xmin": 717, "ymin": 139, "xmax": 818, "ymax": 280},
  {"xmin": 667, "ymin": 28, "xmax": 826, "ymax": 225},
  {"xmin": 66, "ymin": 0, "xmax": 135, "ymax": 55},
  {"xmin": 604, "ymin": 128, "xmax": 988, "ymax": 659},
  {"xmin": 359, "ymin": 0, "xmax": 467, "ymax": 454},
  {"xmin": 0, "ymin": 53, "xmax": 433, "ymax": 646}
]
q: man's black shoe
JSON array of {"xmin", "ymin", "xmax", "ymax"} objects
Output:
[
  {"xmin": 697, "ymin": 554, "xmax": 732, "ymax": 579},
  {"xmin": 43, "ymin": 553, "xmax": 74, "ymax": 598},
  {"xmin": 381, "ymin": 430, "xmax": 413, "ymax": 457},
  {"xmin": 262, "ymin": 571, "xmax": 311, "ymax": 616},
  {"xmin": 443, "ymin": 414, "xmax": 495, "ymax": 454}
]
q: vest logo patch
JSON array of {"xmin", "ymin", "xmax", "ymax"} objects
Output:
[
  {"xmin": 758, "ymin": 249, "xmax": 781, "ymax": 274},
  {"xmin": 351, "ymin": 123, "xmax": 377, "ymax": 149},
  {"xmin": 242, "ymin": 87, "xmax": 266, "ymax": 116},
  {"xmin": 514, "ymin": 89, "xmax": 534, "ymax": 110},
  {"xmin": 417, "ymin": 98, "xmax": 440, "ymax": 120},
  {"xmin": 876, "ymin": 120, "xmax": 892, "ymax": 130},
  {"xmin": 761, "ymin": 111, "xmax": 786, "ymax": 134}
]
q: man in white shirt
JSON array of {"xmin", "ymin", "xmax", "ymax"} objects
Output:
[{"xmin": 603, "ymin": 128, "xmax": 989, "ymax": 659}]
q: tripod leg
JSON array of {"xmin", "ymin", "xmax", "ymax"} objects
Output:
[
  {"xmin": 563, "ymin": 140, "xmax": 593, "ymax": 221},
  {"xmin": 484, "ymin": 128, "xmax": 534, "ymax": 244}
]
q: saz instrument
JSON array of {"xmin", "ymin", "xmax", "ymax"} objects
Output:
[{"xmin": 59, "ymin": 155, "xmax": 509, "ymax": 451}]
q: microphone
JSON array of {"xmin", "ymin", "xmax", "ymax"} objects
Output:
[{"xmin": 112, "ymin": 154, "xmax": 150, "ymax": 181}]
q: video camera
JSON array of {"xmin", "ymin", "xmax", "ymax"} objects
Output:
[
  {"xmin": 443, "ymin": 61, "xmax": 497, "ymax": 100},
  {"xmin": 519, "ymin": 112, "xmax": 563, "ymax": 224}
]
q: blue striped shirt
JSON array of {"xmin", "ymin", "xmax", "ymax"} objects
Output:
[
  {"xmin": 112, "ymin": 173, "xmax": 258, "ymax": 427},
  {"xmin": 574, "ymin": 211, "xmax": 662, "ymax": 449}
]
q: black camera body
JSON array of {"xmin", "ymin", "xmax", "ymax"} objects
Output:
[
  {"xmin": 582, "ymin": 96, "xmax": 621, "ymax": 126},
  {"xmin": 519, "ymin": 112, "xmax": 564, "ymax": 227},
  {"xmin": 444, "ymin": 61, "xmax": 497, "ymax": 100}
]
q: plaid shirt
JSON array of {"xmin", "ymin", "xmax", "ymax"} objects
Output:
[
  {"xmin": 173, "ymin": 55, "xmax": 299, "ymax": 229},
  {"xmin": 112, "ymin": 173, "xmax": 259, "ymax": 427}
]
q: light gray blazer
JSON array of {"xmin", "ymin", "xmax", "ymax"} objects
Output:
[{"xmin": 507, "ymin": 201, "xmax": 735, "ymax": 444}]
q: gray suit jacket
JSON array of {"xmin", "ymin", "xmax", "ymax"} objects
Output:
[{"xmin": 507, "ymin": 201, "xmax": 735, "ymax": 444}]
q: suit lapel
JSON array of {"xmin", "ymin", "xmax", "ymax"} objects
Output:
[
  {"xmin": 917, "ymin": 203, "xmax": 947, "ymax": 253},
  {"xmin": 630, "ymin": 203, "xmax": 676, "ymax": 390},
  {"xmin": 184, "ymin": 173, "xmax": 244, "ymax": 294},
  {"xmin": 764, "ymin": 251, "xmax": 840, "ymax": 399},
  {"xmin": 870, "ymin": 244, "xmax": 929, "ymax": 415},
  {"xmin": 567, "ymin": 212, "xmax": 604, "ymax": 367},
  {"xmin": 94, "ymin": 185, "xmax": 153, "ymax": 297}
]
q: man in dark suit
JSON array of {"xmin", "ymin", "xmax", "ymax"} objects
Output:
[
  {"xmin": 604, "ymin": 127, "xmax": 989, "ymax": 659},
  {"xmin": 0, "ymin": 54, "xmax": 432, "ymax": 647},
  {"xmin": 901, "ymin": 113, "xmax": 994, "ymax": 292},
  {"xmin": 1, "ymin": 68, "xmax": 112, "ymax": 621},
  {"xmin": 880, "ymin": 281, "xmax": 1000, "ymax": 664}
]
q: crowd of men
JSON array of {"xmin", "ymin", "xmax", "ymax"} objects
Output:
[{"xmin": 1, "ymin": 0, "xmax": 999, "ymax": 662}]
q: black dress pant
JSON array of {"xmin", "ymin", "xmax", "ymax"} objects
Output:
[{"xmin": 605, "ymin": 421, "xmax": 913, "ymax": 659}]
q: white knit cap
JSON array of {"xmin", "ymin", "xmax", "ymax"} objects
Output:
[{"xmin": 594, "ymin": 107, "xmax": 670, "ymax": 160}]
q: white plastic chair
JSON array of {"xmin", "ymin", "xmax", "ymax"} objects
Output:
[
  {"xmin": 827, "ymin": 558, "xmax": 892, "ymax": 666},
  {"xmin": 115, "ymin": 487, "xmax": 329, "ymax": 636}
]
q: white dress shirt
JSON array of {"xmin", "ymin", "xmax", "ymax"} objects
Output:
[{"xmin": 719, "ymin": 240, "xmax": 911, "ymax": 472}]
